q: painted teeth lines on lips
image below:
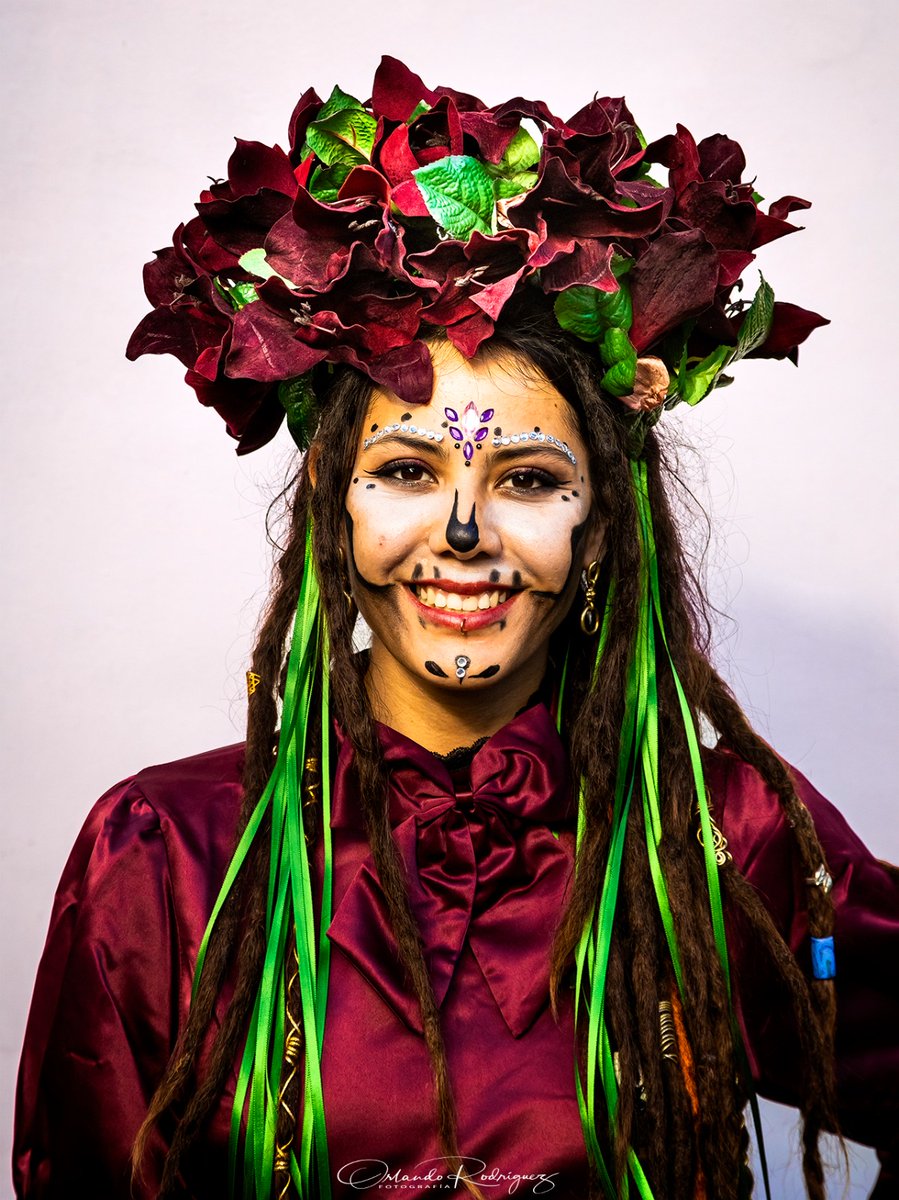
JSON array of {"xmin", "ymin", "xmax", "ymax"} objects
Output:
[{"xmin": 415, "ymin": 586, "xmax": 508, "ymax": 611}]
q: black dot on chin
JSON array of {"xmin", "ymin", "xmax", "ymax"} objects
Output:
[
  {"xmin": 365, "ymin": 483, "xmax": 376, "ymax": 490},
  {"xmin": 370, "ymin": 424, "xmax": 378, "ymax": 432},
  {"xmin": 401, "ymin": 412, "xmax": 411, "ymax": 421}
]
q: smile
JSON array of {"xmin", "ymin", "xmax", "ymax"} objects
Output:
[
  {"xmin": 413, "ymin": 585, "xmax": 508, "ymax": 612},
  {"xmin": 405, "ymin": 580, "xmax": 521, "ymax": 630}
]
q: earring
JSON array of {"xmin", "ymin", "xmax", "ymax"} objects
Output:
[{"xmin": 580, "ymin": 560, "xmax": 601, "ymax": 635}]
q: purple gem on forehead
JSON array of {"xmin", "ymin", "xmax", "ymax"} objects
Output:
[{"xmin": 445, "ymin": 402, "xmax": 492, "ymax": 462}]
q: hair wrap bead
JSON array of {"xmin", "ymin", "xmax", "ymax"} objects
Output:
[{"xmin": 810, "ymin": 935, "xmax": 836, "ymax": 980}]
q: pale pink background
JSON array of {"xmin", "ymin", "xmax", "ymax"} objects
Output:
[{"xmin": 2, "ymin": 1, "xmax": 896, "ymax": 1195}]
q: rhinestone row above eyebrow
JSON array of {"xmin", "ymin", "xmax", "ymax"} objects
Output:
[
  {"xmin": 491, "ymin": 431, "xmax": 577, "ymax": 465},
  {"xmin": 362, "ymin": 423, "xmax": 446, "ymax": 449}
]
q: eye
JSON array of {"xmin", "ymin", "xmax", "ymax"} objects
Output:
[
  {"xmin": 499, "ymin": 467, "xmax": 562, "ymax": 493},
  {"xmin": 369, "ymin": 459, "xmax": 434, "ymax": 486}
]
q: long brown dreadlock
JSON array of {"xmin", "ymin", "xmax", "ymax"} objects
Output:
[{"xmin": 133, "ymin": 291, "xmax": 840, "ymax": 1199}]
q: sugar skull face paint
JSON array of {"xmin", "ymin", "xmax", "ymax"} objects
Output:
[{"xmin": 344, "ymin": 342, "xmax": 605, "ymax": 703}]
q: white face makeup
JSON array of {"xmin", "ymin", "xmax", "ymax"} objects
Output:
[{"xmin": 343, "ymin": 343, "xmax": 604, "ymax": 698}]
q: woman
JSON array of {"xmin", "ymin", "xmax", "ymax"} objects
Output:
[{"xmin": 13, "ymin": 57, "xmax": 899, "ymax": 1200}]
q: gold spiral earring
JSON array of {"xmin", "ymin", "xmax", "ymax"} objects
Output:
[{"xmin": 580, "ymin": 560, "xmax": 601, "ymax": 635}]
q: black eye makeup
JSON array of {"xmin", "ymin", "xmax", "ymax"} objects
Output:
[
  {"xmin": 498, "ymin": 466, "xmax": 566, "ymax": 493},
  {"xmin": 366, "ymin": 458, "xmax": 435, "ymax": 487}
]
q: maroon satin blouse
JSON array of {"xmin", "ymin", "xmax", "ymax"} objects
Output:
[{"xmin": 13, "ymin": 703, "xmax": 899, "ymax": 1197}]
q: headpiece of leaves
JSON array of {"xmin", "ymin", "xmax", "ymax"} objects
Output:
[{"xmin": 127, "ymin": 57, "xmax": 827, "ymax": 454}]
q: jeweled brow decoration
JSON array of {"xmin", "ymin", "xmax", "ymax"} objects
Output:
[
  {"xmin": 491, "ymin": 430, "xmax": 577, "ymax": 465},
  {"xmin": 446, "ymin": 401, "xmax": 493, "ymax": 460},
  {"xmin": 362, "ymin": 422, "xmax": 445, "ymax": 450}
]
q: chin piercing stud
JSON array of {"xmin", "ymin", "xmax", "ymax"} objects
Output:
[{"xmin": 455, "ymin": 655, "xmax": 471, "ymax": 682}]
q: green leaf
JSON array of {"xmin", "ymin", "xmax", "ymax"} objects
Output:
[
  {"xmin": 278, "ymin": 374, "xmax": 319, "ymax": 450},
  {"xmin": 237, "ymin": 248, "xmax": 299, "ymax": 289},
  {"xmin": 487, "ymin": 168, "xmax": 538, "ymax": 200},
  {"xmin": 406, "ymin": 99, "xmax": 430, "ymax": 124},
  {"xmin": 729, "ymin": 275, "xmax": 775, "ymax": 364},
  {"xmin": 307, "ymin": 161, "xmax": 354, "ymax": 204},
  {"xmin": 499, "ymin": 126, "xmax": 540, "ymax": 173},
  {"xmin": 553, "ymin": 281, "xmax": 634, "ymax": 343},
  {"xmin": 679, "ymin": 345, "xmax": 730, "ymax": 406},
  {"xmin": 412, "ymin": 155, "xmax": 495, "ymax": 239},
  {"xmin": 599, "ymin": 327, "xmax": 637, "ymax": 395},
  {"xmin": 214, "ymin": 277, "xmax": 258, "ymax": 310},
  {"xmin": 316, "ymin": 85, "xmax": 364, "ymax": 123},
  {"xmin": 305, "ymin": 106, "xmax": 377, "ymax": 167}
]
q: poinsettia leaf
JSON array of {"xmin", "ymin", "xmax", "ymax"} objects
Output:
[
  {"xmin": 729, "ymin": 274, "xmax": 775, "ymax": 364},
  {"xmin": 678, "ymin": 345, "xmax": 730, "ymax": 406},
  {"xmin": 499, "ymin": 126, "xmax": 540, "ymax": 173},
  {"xmin": 306, "ymin": 107, "xmax": 377, "ymax": 166},
  {"xmin": 413, "ymin": 155, "xmax": 495, "ymax": 239}
]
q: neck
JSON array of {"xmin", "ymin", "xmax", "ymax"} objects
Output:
[{"xmin": 364, "ymin": 644, "xmax": 549, "ymax": 755}]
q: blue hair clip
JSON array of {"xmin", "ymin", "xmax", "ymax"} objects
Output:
[{"xmin": 810, "ymin": 935, "xmax": 836, "ymax": 980}]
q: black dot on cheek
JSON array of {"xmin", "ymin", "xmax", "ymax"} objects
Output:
[
  {"xmin": 580, "ymin": 475, "xmax": 585, "ymax": 483},
  {"xmin": 572, "ymin": 490, "xmax": 579, "ymax": 497},
  {"xmin": 352, "ymin": 477, "xmax": 359, "ymax": 484},
  {"xmin": 365, "ymin": 483, "xmax": 376, "ymax": 490},
  {"xmin": 370, "ymin": 424, "xmax": 378, "ymax": 432},
  {"xmin": 561, "ymin": 494, "xmax": 571, "ymax": 502}
]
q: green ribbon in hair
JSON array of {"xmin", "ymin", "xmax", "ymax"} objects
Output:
[
  {"xmin": 192, "ymin": 517, "xmax": 334, "ymax": 1199},
  {"xmin": 570, "ymin": 460, "xmax": 770, "ymax": 1198}
]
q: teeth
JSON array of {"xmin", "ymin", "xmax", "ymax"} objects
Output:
[{"xmin": 414, "ymin": 584, "xmax": 512, "ymax": 612}]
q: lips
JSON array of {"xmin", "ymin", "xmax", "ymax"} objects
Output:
[{"xmin": 406, "ymin": 580, "xmax": 520, "ymax": 630}]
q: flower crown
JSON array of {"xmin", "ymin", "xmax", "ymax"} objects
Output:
[{"xmin": 127, "ymin": 56, "xmax": 827, "ymax": 454}]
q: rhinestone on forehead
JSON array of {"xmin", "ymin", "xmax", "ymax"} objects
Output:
[
  {"xmin": 362, "ymin": 422, "xmax": 446, "ymax": 450},
  {"xmin": 491, "ymin": 431, "xmax": 577, "ymax": 465},
  {"xmin": 446, "ymin": 402, "xmax": 492, "ymax": 461}
]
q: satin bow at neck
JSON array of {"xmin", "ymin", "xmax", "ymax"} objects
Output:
[{"xmin": 327, "ymin": 702, "xmax": 575, "ymax": 1038}]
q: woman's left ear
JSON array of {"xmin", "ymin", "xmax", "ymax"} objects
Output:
[{"xmin": 582, "ymin": 517, "xmax": 607, "ymax": 572}]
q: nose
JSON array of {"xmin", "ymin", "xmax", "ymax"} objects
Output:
[{"xmin": 428, "ymin": 487, "xmax": 501, "ymax": 560}]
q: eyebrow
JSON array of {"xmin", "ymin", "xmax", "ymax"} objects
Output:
[{"xmin": 359, "ymin": 433, "xmax": 577, "ymax": 469}]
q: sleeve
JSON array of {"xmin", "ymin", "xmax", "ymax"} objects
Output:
[
  {"xmin": 13, "ymin": 779, "xmax": 179, "ymax": 1198},
  {"xmin": 713, "ymin": 752, "xmax": 899, "ymax": 1186}
]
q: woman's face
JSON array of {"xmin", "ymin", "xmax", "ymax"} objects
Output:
[{"xmin": 343, "ymin": 342, "xmax": 604, "ymax": 696}]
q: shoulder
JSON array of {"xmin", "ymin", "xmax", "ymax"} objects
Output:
[{"xmin": 57, "ymin": 743, "xmax": 247, "ymax": 947}]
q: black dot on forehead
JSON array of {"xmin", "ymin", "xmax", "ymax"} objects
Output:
[
  {"xmin": 494, "ymin": 426, "xmax": 502, "ymax": 435},
  {"xmin": 441, "ymin": 421, "xmax": 449, "ymax": 428},
  {"xmin": 534, "ymin": 426, "xmax": 540, "ymax": 432},
  {"xmin": 401, "ymin": 412, "xmax": 411, "ymax": 421},
  {"xmin": 464, "ymin": 460, "xmax": 471, "ymax": 466},
  {"xmin": 370, "ymin": 423, "xmax": 378, "ymax": 432}
]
